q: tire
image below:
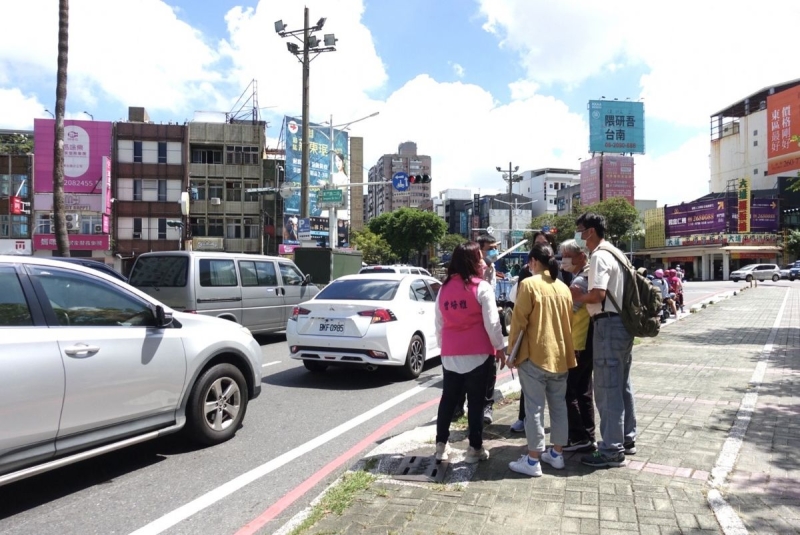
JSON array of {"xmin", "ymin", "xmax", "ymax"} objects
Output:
[
  {"xmin": 186, "ymin": 363, "xmax": 248, "ymax": 445},
  {"xmin": 772, "ymin": 274, "xmax": 780, "ymax": 282},
  {"xmin": 746, "ymin": 275, "xmax": 753, "ymax": 283},
  {"xmin": 303, "ymin": 360, "xmax": 328, "ymax": 373},
  {"xmin": 732, "ymin": 278, "xmax": 739, "ymax": 282},
  {"xmin": 400, "ymin": 334, "xmax": 425, "ymax": 380},
  {"xmin": 790, "ymin": 276, "xmax": 796, "ymax": 282}
]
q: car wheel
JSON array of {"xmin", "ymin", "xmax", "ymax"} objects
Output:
[
  {"xmin": 745, "ymin": 275, "xmax": 753, "ymax": 283},
  {"xmin": 772, "ymin": 274, "xmax": 780, "ymax": 282},
  {"xmin": 303, "ymin": 360, "xmax": 328, "ymax": 373},
  {"xmin": 186, "ymin": 363, "xmax": 248, "ymax": 445},
  {"xmin": 400, "ymin": 334, "xmax": 425, "ymax": 380},
  {"xmin": 732, "ymin": 278, "xmax": 739, "ymax": 282},
  {"xmin": 791, "ymin": 276, "xmax": 796, "ymax": 282}
]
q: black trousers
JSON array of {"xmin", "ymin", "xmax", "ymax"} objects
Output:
[
  {"xmin": 437, "ymin": 356, "xmax": 495, "ymax": 449},
  {"xmin": 565, "ymin": 322, "xmax": 596, "ymax": 443},
  {"xmin": 453, "ymin": 356, "xmax": 498, "ymax": 417}
]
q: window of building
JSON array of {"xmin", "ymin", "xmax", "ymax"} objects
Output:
[
  {"xmin": 754, "ymin": 168, "xmax": 759, "ymax": 175},
  {"xmin": 158, "ymin": 142, "xmax": 167, "ymax": 164},
  {"xmin": 244, "ymin": 182, "xmax": 260, "ymax": 201},
  {"xmin": 225, "ymin": 146, "xmax": 259, "ymax": 165},
  {"xmin": 133, "ymin": 218, "xmax": 142, "ymax": 239},
  {"xmin": 133, "ymin": 179, "xmax": 143, "ymax": 201},
  {"xmin": 0, "ymin": 215, "xmax": 28, "ymax": 238},
  {"xmin": 191, "ymin": 148, "xmax": 222, "ymax": 164},
  {"xmin": 208, "ymin": 181, "xmax": 223, "ymax": 200},
  {"xmin": 243, "ymin": 218, "xmax": 258, "ymax": 239},
  {"xmin": 35, "ymin": 213, "xmax": 51, "ymax": 234},
  {"xmin": 226, "ymin": 181, "xmax": 242, "ymax": 202},
  {"xmin": 753, "ymin": 140, "xmax": 758, "ymax": 147},
  {"xmin": 753, "ymin": 129, "xmax": 758, "ymax": 136},
  {"xmin": 208, "ymin": 218, "xmax": 224, "ymax": 237},
  {"xmin": 190, "ymin": 181, "xmax": 206, "ymax": 201},
  {"xmin": 158, "ymin": 218, "xmax": 167, "ymax": 240},
  {"xmin": 158, "ymin": 179, "xmax": 167, "ymax": 202},
  {"xmin": 2, "ymin": 175, "xmax": 29, "ymax": 198},
  {"xmin": 226, "ymin": 218, "xmax": 241, "ymax": 238},
  {"xmin": 190, "ymin": 217, "xmax": 205, "ymax": 237},
  {"xmin": 133, "ymin": 141, "xmax": 143, "ymax": 163},
  {"xmin": 80, "ymin": 215, "xmax": 102, "ymax": 235}
]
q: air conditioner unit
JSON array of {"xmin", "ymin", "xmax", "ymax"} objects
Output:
[
  {"xmin": 210, "ymin": 197, "xmax": 222, "ymax": 205},
  {"xmin": 94, "ymin": 224, "xmax": 103, "ymax": 233},
  {"xmin": 66, "ymin": 221, "xmax": 79, "ymax": 231},
  {"xmin": 65, "ymin": 213, "xmax": 80, "ymax": 231},
  {"xmin": 133, "ymin": 232, "xmax": 142, "ymax": 239}
]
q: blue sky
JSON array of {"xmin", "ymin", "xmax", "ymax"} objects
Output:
[{"xmin": 2, "ymin": 0, "xmax": 799, "ymax": 205}]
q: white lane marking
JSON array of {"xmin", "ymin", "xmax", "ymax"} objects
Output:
[
  {"xmin": 128, "ymin": 376, "xmax": 441, "ymax": 535},
  {"xmin": 261, "ymin": 361, "xmax": 280, "ymax": 368},
  {"xmin": 707, "ymin": 290, "xmax": 789, "ymax": 535}
]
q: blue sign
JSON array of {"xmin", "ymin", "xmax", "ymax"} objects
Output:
[
  {"xmin": 298, "ymin": 217, "xmax": 311, "ymax": 236},
  {"xmin": 283, "ymin": 116, "xmax": 349, "ymax": 216},
  {"xmin": 542, "ymin": 225, "xmax": 550, "ymax": 233},
  {"xmin": 588, "ymin": 100, "xmax": 645, "ymax": 154},
  {"xmin": 392, "ymin": 171, "xmax": 409, "ymax": 192}
]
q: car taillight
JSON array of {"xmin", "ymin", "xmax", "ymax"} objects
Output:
[
  {"xmin": 357, "ymin": 309, "xmax": 397, "ymax": 324},
  {"xmin": 184, "ymin": 310, "xmax": 197, "ymax": 314},
  {"xmin": 291, "ymin": 306, "xmax": 310, "ymax": 321}
]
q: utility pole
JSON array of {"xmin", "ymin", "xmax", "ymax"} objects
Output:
[
  {"xmin": 300, "ymin": 7, "xmax": 311, "ymax": 219},
  {"xmin": 495, "ymin": 162, "xmax": 522, "ymax": 249}
]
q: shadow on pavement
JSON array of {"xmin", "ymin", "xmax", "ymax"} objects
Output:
[{"xmin": 253, "ymin": 332, "xmax": 287, "ymax": 346}]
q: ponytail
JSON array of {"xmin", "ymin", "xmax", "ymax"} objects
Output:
[
  {"xmin": 528, "ymin": 243, "xmax": 558, "ymax": 279},
  {"xmin": 546, "ymin": 256, "xmax": 559, "ymax": 280}
]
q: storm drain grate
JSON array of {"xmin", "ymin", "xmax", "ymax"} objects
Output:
[{"xmin": 392, "ymin": 454, "xmax": 448, "ymax": 483}]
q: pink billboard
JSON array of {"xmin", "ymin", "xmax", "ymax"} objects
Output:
[
  {"xmin": 602, "ymin": 155, "xmax": 635, "ymax": 205},
  {"xmin": 33, "ymin": 118, "xmax": 113, "ymax": 194},
  {"xmin": 34, "ymin": 234, "xmax": 110, "ymax": 251},
  {"xmin": 579, "ymin": 156, "xmax": 601, "ymax": 205}
]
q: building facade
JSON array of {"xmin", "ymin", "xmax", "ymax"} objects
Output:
[
  {"xmin": 0, "ymin": 138, "xmax": 32, "ymax": 255},
  {"xmin": 518, "ymin": 168, "xmax": 580, "ymax": 217},
  {"xmin": 366, "ymin": 141, "xmax": 431, "ymax": 219}
]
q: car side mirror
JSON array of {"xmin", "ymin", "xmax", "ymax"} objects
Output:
[
  {"xmin": 302, "ymin": 273, "xmax": 312, "ymax": 286},
  {"xmin": 155, "ymin": 305, "xmax": 173, "ymax": 327}
]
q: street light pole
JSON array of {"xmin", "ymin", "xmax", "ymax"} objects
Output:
[
  {"xmin": 495, "ymin": 162, "xmax": 522, "ymax": 249},
  {"xmin": 301, "ymin": 6, "xmax": 311, "ymax": 219}
]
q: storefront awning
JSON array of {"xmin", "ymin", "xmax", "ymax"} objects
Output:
[{"xmin": 638, "ymin": 245, "xmax": 781, "ymax": 257}]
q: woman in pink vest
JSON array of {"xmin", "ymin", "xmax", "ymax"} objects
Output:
[{"xmin": 434, "ymin": 242, "xmax": 506, "ymax": 463}]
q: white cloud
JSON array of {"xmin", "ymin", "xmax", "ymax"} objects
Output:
[
  {"xmin": 633, "ymin": 134, "xmax": 710, "ymax": 206},
  {"xmin": 450, "ymin": 62, "xmax": 465, "ymax": 78},
  {"xmin": 0, "ymin": 88, "xmax": 46, "ymax": 129},
  {"xmin": 508, "ymin": 79, "xmax": 539, "ymax": 100}
]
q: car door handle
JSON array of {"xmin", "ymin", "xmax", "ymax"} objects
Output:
[
  {"xmin": 418, "ymin": 309, "xmax": 425, "ymax": 314},
  {"xmin": 64, "ymin": 344, "xmax": 101, "ymax": 357}
]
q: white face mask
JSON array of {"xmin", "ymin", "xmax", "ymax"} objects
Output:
[
  {"xmin": 574, "ymin": 231, "xmax": 587, "ymax": 249},
  {"xmin": 561, "ymin": 258, "xmax": 574, "ymax": 272}
]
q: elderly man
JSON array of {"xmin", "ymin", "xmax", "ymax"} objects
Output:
[
  {"xmin": 559, "ymin": 239, "xmax": 596, "ymax": 452},
  {"xmin": 571, "ymin": 212, "xmax": 637, "ymax": 468}
]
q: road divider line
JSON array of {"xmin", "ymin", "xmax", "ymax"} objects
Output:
[
  {"xmin": 127, "ymin": 376, "xmax": 441, "ymax": 535},
  {"xmin": 261, "ymin": 361, "xmax": 280, "ymax": 368},
  {"xmin": 235, "ymin": 397, "xmax": 441, "ymax": 535}
]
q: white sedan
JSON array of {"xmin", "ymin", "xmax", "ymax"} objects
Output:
[{"xmin": 286, "ymin": 274, "xmax": 442, "ymax": 379}]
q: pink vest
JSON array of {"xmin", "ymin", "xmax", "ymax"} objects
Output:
[{"xmin": 438, "ymin": 276, "xmax": 495, "ymax": 357}]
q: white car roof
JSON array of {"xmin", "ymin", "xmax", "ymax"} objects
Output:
[{"xmin": 337, "ymin": 273, "xmax": 436, "ymax": 281}]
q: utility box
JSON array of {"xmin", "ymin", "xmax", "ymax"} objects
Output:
[{"xmin": 293, "ymin": 248, "xmax": 363, "ymax": 286}]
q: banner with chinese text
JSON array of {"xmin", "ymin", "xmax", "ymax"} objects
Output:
[
  {"xmin": 737, "ymin": 177, "xmax": 751, "ymax": 233},
  {"xmin": 588, "ymin": 100, "xmax": 645, "ymax": 154}
]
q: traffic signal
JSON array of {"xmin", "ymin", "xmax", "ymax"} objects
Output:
[{"xmin": 408, "ymin": 174, "xmax": 431, "ymax": 184}]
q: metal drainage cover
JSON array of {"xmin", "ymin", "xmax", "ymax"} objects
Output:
[{"xmin": 392, "ymin": 454, "xmax": 448, "ymax": 483}]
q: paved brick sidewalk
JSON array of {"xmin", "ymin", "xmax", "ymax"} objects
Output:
[{"xmin": 277, "ymin": 287, "xmax": 798, "ymax": 535}]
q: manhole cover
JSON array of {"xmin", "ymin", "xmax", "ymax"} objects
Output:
[{"xmin": 392, "ymin": 454, "xmax": 448, "ymax": 483}]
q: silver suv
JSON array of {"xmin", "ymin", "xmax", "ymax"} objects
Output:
[
  {"xmin": 729, "ymin": 263, "xmax": 781, "ymax": 282},
  {"xmin": 0, "ymin": 257, "xmax": 262, "ymax": 487}
]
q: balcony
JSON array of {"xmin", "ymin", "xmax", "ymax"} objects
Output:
[
  {"xmin": 224, "ymin": 238, "xmax": 260, "ymax": 253},
  {"xmin": 190, "ymin": 163, "xmax": 224, "ymax": 177}
]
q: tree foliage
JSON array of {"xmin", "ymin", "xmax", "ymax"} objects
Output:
[
  {"xmin": 438, "ymin": 233, "xmax": 467, "ymax": 257},
  {"xmin": 785, "ymin": 229, "xmax": 800, "ymax": 259},
  {"xmin": 350, "ymin": 229, "xmax": 396, "ymax": 265},
  {"xmin": 0, "ymin": 133, "xmax": 33, "ymax": 154},
  {"xmin": 527, "ymin": 198, "xmax": 639, "ymax": 248},
  {"xmin": 528, "ymin": 213, "xmax": 578, "ymax": 247},
  {"xmin": 368, "ymin": 208, "xmax": 447, "ymax": 263}
]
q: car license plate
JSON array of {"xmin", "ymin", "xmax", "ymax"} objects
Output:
[{"xmin": 318, "ymin": 322, "xmax": 345, "ymax": 334}]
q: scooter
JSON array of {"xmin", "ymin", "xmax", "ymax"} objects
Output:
[{"xmin": 660, "ymin": 300, "xmax": 670, "ymax": 323}]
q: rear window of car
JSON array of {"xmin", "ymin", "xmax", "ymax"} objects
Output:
[
  {"xmin": 359, "ymin": 266, "xmax": 396, "ymax": 274},
  {"xmin": 315, "ymin": 279, "xmax": 399, "ymax": 301},
  {"xmin": 129, "ymin": 256, "xmax": 189, "ymax": 287}
]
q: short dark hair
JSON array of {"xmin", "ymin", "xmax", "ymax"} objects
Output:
[
  {"xmin": 531, "ymin": 231, "xmax": 556, "ymax": 249},
  {"xmin": 477, "ymin": 235, "xmax": 497, "ymax": 249},
  {"xmin": 576, "ymin": 212, "xmax": 606, "ymax": 239}
]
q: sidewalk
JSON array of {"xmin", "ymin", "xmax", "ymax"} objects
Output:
[{"xmin": 277, "ymin": 286, "xmax": 799, "ymax": 535}]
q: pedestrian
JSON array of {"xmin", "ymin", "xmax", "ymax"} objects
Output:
[
  {"xmin": 653, "ymin": 269, "xmax": 676, "ymax": 317},
  {"xmin": 559, "ymin": 239, "xmax": 596, "ymax": 452},
  {"xmin": 506, "ymin": 243, "xmax": 575, "ymax": 477},
  {"xmin": 571, "ymin": 212, "xmax": 637, "ymax": 468},
  {"xmin": 434, "ymin": 242, "xmax": 507, "ymax": 463}
]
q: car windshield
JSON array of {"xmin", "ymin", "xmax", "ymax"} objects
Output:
[
  {"xmin": 129, "ymin": 256, "xmax": 188, "ymax": 287},
  {"xmin": 359, "ymin": 267, "xmax": 396, "ymax": 274},
  {"xmin": 738, "ymin": 265, "xmax": 757, "ymax": 271},
  {"xmin": 315, "ymin": 279, "xmax": 399, "ymax": 301}
]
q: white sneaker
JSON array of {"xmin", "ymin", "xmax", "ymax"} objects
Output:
[
  {"xmin": 510, "ymin": 419, "xmax": 525, "ymax": 433},
  {"xmin": 509, "ymin": 454, "xmax": 542, "ymax": 477},
  {"xmin": 435, "ymin": 442, "xmax": 451, "ymax": 461},
  {"xmin": 540, "ymin": 447, "xmax": 565, "ymax": 469},
  {"xmin": 464, "ymin": 446, "xmax": 489, "ymax": 463}
]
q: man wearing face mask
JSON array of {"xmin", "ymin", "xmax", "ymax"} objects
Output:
[{"xmin": 475, "ymin": 235, "xmax": 501, "ymax": 423}]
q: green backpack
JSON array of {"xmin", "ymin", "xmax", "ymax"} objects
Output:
[{"xmin": 596, "ymin": 243, "xmax": 663, "ymax": 338}]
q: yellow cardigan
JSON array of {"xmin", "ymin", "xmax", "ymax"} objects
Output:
[{"xmin": 508, "ymin": 272, "xmax": 576, "ymax": 373}]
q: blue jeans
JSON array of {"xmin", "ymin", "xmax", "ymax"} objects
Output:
[
  {"xmin": 592, "ymin": 315, "xmax": 636, "ymax": 456},
  {"xmin": 518, "ymin": 360, "xmax": 569, "ymax": 452}
]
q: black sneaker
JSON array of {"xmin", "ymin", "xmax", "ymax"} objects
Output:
[
  {"xmin": 624, "ymin": 441, "xmax": 637, "ymax": 455},
  {"xmin": 483, "ymin": 406, "xmax": 493, "ymax": 425},
  {"xmin": 563, "ymin": 439, "xmax": 596, "ymax": 452},
  {"xmin": 581, "ymin": 450, "xmax": 626, "ymax": 468}
]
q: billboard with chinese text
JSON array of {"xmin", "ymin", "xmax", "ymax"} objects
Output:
[
  {"xmin": 767, "ymin": 87, "xmax": 800, "ymax": 175},
  {"xmin": 601, "ymin": 155, "xmax": 634, "ymax": 205},
  {"xmin": 665, "ymin": 200, "xmax": 727, "ymax": 237},
  {"xmin": 579, "ymin": 156, "xmax": 601, "ymax": 205},
  {"xmin": 732, "ymin": 197, "xmax": 779, "ymax": 233},
  {"xmin": 283, "ymin": 116, "xmax": 349, "ymax": 216},
  {"xmin": 737, "ymin": 177, "xmax": 751, "ymax": 233},
  {"xmin": 588, "ymin": 100, "xmax": 645, "ymax": 154},
  {"xmin": 33, "ymin": 119, "xmax": 113, "ymax": 193}
]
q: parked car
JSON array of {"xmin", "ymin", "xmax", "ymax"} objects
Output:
[
  {"xmin": 128, "ymin": 251, "xmax": 318, "ymax": 335},
  {"xmin": 779, "ymin": 264, "xmax": 796, "ymax": 280},
  {"xmin": 48, "ymin": 257, "xmax": 128, "ymax": 282},
  {"xmin": 358, "ymin": 265, "xmax": 432, "ymax": 277},
  {"xmin": 286, "ymin": 274, "xmax": 441, "ymax": 379},
  {"xmin": 729, "ymin": 263, "xmax": 781, "ymax": 282},
  {"xmin": 789, "ymin": 262, "xmax": 800, "ymax": 281},
  {"xmin": 0, "ymin": 257, "xmax": 262, "ymax": 487}
]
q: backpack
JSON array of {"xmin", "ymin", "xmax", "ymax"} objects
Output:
[{"xmin": 596, "ymin": 243, "xmax": 663, "ymax": 338}]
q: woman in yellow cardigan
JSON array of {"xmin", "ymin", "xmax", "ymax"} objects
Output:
[{"xmin": 507, "ymin": 243, "xmax": 576, "ymax": 477}]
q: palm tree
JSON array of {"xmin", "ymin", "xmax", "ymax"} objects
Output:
[{"xmin": 52, "ymin": 0, "xmax": 70, "ymax": 256}]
